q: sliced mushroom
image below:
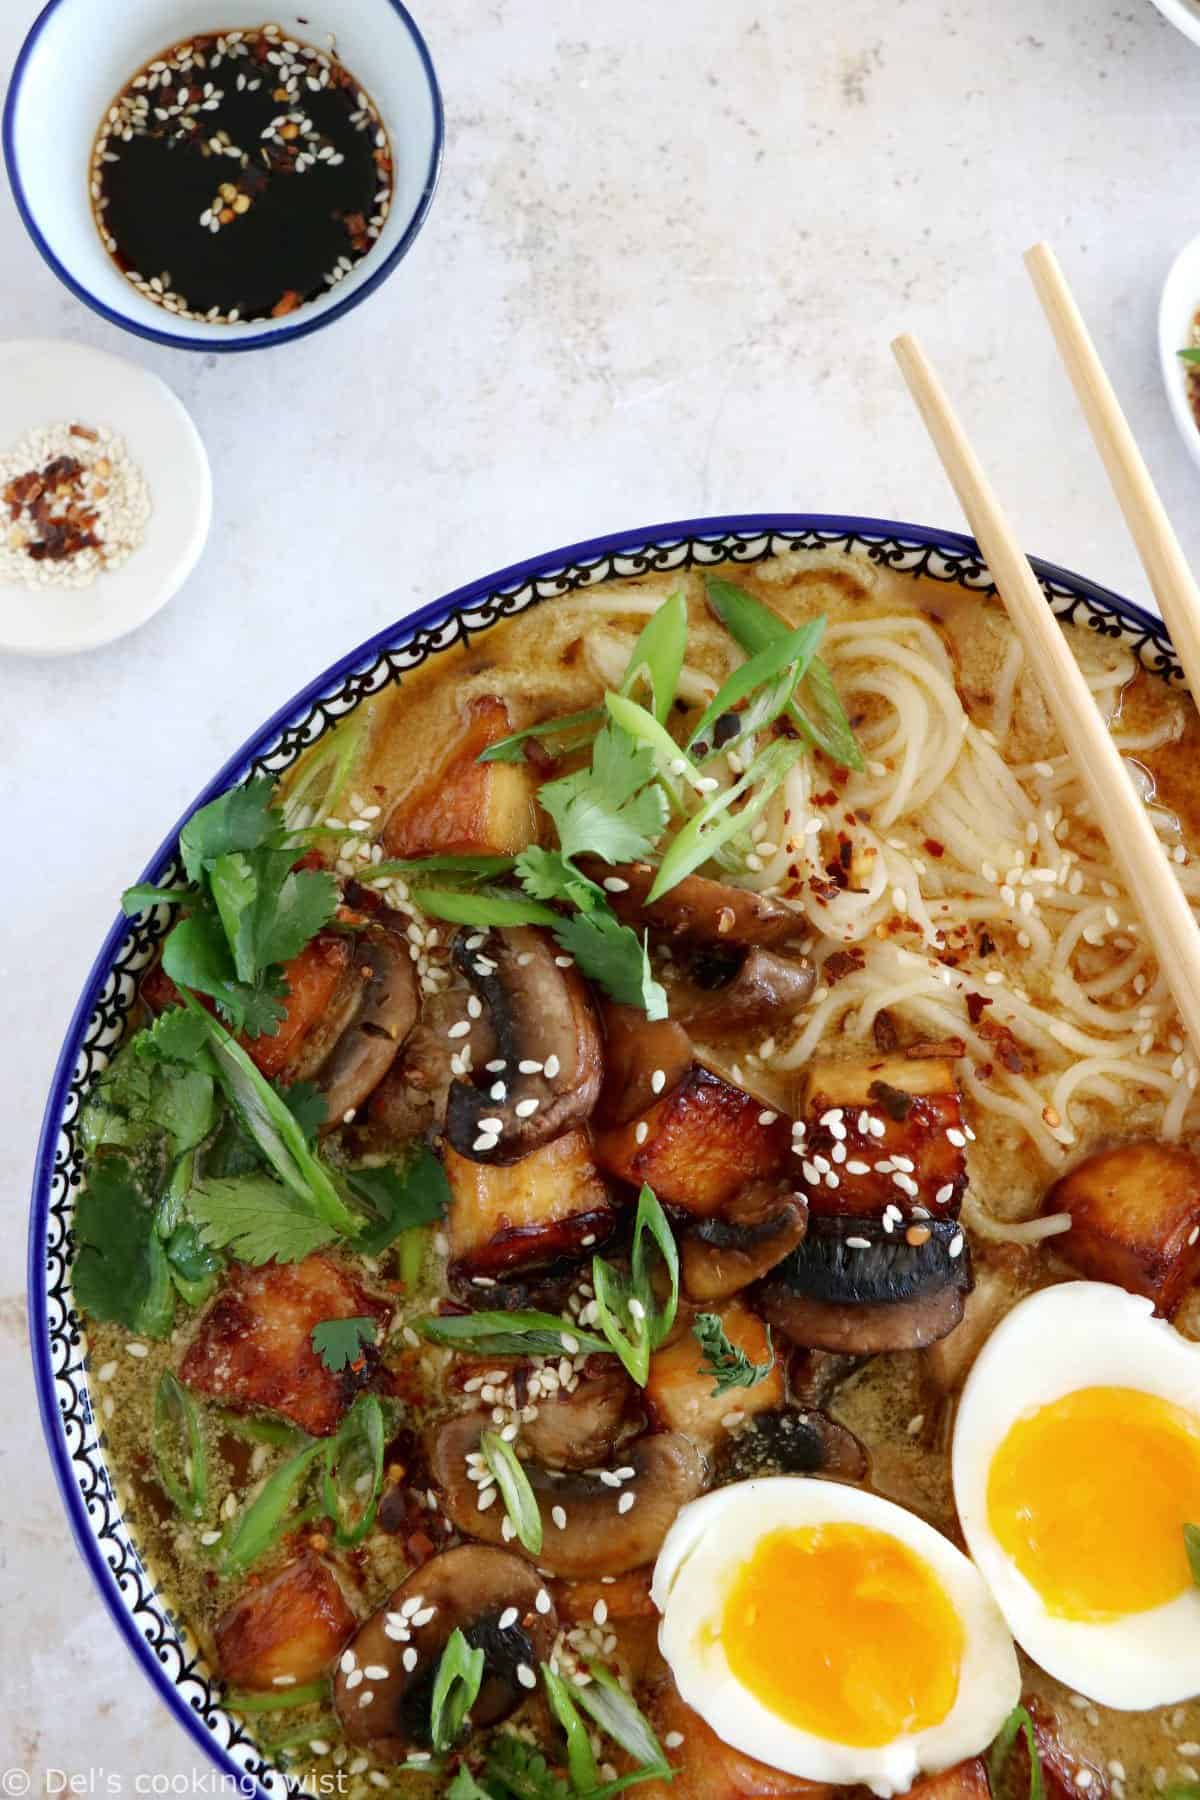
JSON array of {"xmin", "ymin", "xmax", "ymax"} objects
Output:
[
  {"xmin": 756, "ymin": 1214, "xmax": 972, "ymax": 1354},
  {"xmin": 518, "ymin": 1359, "xmax": 641, "ymax": 1470},
  {"xmin": 578, "ymin": 859, "xmax": 809, "ymax": 949},
  {"xmin": 429, "ymin": 1413, "xmax": 707, "ymax": 1578},
  {"xmin": 680, "ymin": 1180, "xmax": 808, "ymax": 1302},
  {"xmin": 333, "ymin": 1545, "xmax": 557, "ymax": 1759},
  {"xmin": 712, "ymin": 1406, "xmax": 868, "ymax": 1485},
  {"xmin": 677, "ymin": 947, "xmax": 816, "ymax": 1036},
  {"xmin": 444, "ymin": 927, "xmax": 603, "ymax": 1163},
  {"xmin": 287, "ymin": 923, "xmax": 419, "ymax": 1127}
]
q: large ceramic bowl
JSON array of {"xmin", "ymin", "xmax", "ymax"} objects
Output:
[{"xmin": 29, "ymin": 514, "xmax": 1179, "ymax": 1792}]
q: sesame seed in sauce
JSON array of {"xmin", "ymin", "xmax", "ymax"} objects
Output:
[
  {"xmin": 517, "ymin": 1663, "xmax": 537, "ymax": 1689},
  {"xmin": 402, "ymin": 1647, "xmax": 418, "ymax": 1672},
  {"xmin": 498, "ymin": 1606, "xmax": 519, "ymax": 1630},
  {"xmin": 618, "ymin": 1492, "xmax": 635, "ymax": 1514},
  {"xmin": 552, "ymin": 1505, "xmax": 568, "ymax": 1529}
]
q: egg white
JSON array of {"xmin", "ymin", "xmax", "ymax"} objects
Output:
[
  {"xmin": 953, "ymin": 1280, "xmax": 1200, "ymax": 1710},
  {"xmin": 651, "ymin": 1476, "xmax": 1020, "ymax": 1797}
]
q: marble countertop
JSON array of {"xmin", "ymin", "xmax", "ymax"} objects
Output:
[{"xmin": 4, "ymin": 0, "xmax": 1200, "ymax": 1782}]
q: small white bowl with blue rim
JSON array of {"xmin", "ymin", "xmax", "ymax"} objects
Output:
[{"xmin": 3, "ymin": 0, "xmax": 443, "ymax": 352}]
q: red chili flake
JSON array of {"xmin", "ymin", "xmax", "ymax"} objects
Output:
[
  {"xmin": 978, "ymin": 1015, "xmax": 1027, "ymax": 1074},
  {"xmin": 873, "ymin": 1009, "xmax": 900, "ymax": 1052},
  {"xmin": 868, "ymin": 1078, "xmax": 913, "ymax": 1121},
  {"xmin": 965, "ymin": 993, "xmax": 992, "ymax": 1024},
  {"xmin": 824, "ymin": 949, "xmax": 865, "ymax": 985},
  {"xmin": 923, "ymin": 838, "xmax": 946, "ymax": 858}
]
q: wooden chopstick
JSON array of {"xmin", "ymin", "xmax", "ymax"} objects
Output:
[
  {"xmin": 891, "ymin": 331, "xmax": 1200, "ymax": 1052},
  {"xmin": 1025, "ymin": 239, "xmax": 1200, "ymax": 702}
]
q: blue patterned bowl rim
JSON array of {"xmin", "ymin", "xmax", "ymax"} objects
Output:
[{"xmin": 27, "ymin": 512, "xmax": 1180, "ymax": 1793}]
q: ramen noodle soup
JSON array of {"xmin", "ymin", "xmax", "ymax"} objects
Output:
[{"xmin": 75, "ymin": 546, "xmax": 1200, "ymax": 1798}]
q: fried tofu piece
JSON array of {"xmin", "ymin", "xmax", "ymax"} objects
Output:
[
  {"xmin": 215, "ymin": 1553, "xmax": 356, "ymax": 1691},
  {"xmin": 382, "ymin": 695, "xmax": 539, "ymax": 859},
  {"xmin": 180, "ymin": 1255, "xmax": 391, "ymax": 1437},
  {"xmin": 902, "ymin": 1760, "xmax": 990, "ymax": 1800},
  {"xmin": 444, "ymin": 1128, "xmax": 615, "ymax": 1276},
  {"xmin": 594, "ymin": 1065, "xmax": 790, "ymax": 1215},
  {"xmin": 639, "ymin": 1675, "xmax": 834, "ymax": 1799},
  {"xmin": 646, "ymin": 1298, "xmax": 784, "ymax": 1446},
  {"xmin": 1046, "ymin": 1141, "xmax": 1200, "ymax": 1315},
  {"xmin": 800, "ymin": 1055, "xmax": 966, "ymax": 1219}
]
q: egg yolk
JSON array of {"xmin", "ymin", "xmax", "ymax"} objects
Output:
[
  {"xmin": 719, "ymin": 1522, "xmax": 965, "ymax": 1748},
  {"xmin": 987, "ymin": 1385, "xmax": 1200, "ymax": 1622}
]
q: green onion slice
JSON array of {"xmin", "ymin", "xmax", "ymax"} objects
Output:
[
  {"xmin": 322, "ymin": 1395, "xmax": 385, "ymax": 1547},
  {"xmin": 477, "ymin": 708, "xmax": 606, "ymax": 765},
  {"xmin": 416, "ymin": 1308, "xmax": 611, "ymax": 1359},
  {"xmin": 430, "ymin": 1626, "xmax": 486, "ymax": 1753},
  {"xmin": 618, "ymin": 591, "xmax": 688, "ymax": 724},
  {"xmin": 541, "ymin": 1663, "xmax": 600, "ymax": 1791},
  {"xmin": 411, "ymin": 887, "xmax": 559, "ymax": 928},
  {"xmin": 219, "ymin": 1439, "xmax": 323, "ymax": 1575},
  {"xmin": 152, "ymin": 1371, "xmax": 208, "ymax": 1521},
  {"xmin": 480, "ymin": 1429, "xmax": 543, "ymax": 1555}
]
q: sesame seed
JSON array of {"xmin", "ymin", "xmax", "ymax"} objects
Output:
[
  {"xmin": 402, "ymin": 1647, "xmax": 418, "ymax": 1671},
  {"xmin": 845, "ymin": 1236, "xmax": 871, "ymax": 1249},
  {"xmin": 552, "ymin": 1505, "xmax": 568, "ymax": 1529},
  {"xmin": 518, "ymin": 1663, "xmax": 537, "ymax": 1689},
  {"xmin": 665, "ymin": 1731, "xmax": 685, "ymax": 1749},
  {"xmin": 635, "ymin": 1121, "xmax": 649, "ymax": 1144},
  {"xmin": 536, "ymin": 1588, "xmax": 552, "ymax": 1613},
  {"xmin": 946, "ymin": 1127, "xmax": 967, "ymax": 1147},
  {"xmin": 499, "ymin": 1606, "xmax": 519, "ymax": 1630},
  {"xmin": 592, "ymin": 1600, "xmax": 608, "ymax": 1624},
  {"xmin": 618, "ymin": 1492, "xmax": 636, "ymax": 1513},
  {"xmin": 651, "ymin": 1068, "xmax": 667, "ymax": 1094},
  {"xmin": 515, "ymin": 1097, "xmax": 540, "ymax": 1118}
]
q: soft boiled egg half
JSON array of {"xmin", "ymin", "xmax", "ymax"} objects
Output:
[
  {"xmin": 953, "ymin": 1280, "xmax": 1200, "ymax": 1710},
  {"xmin": 651, "ymin": 1476, "xmax": 1019, "ymax": 1796}
]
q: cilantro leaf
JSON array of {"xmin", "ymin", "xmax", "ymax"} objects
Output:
[
  {"xmin": 539, "ymin": 725, "xmax": 668, "ymax": 864},
  {"xmin": 310, "ymin": 1315, "xmax": 379, "ymax": 1373},
  {"xmin": 249, "ymin": 860, "xmax": 339, "ymax": 971},
  {"xmin": 485, "ymin": 1736, "xmax": 573, "ymax": 1800},
  {"xmin": 346, "ymin": 1148, "xmax": 450, "ymax": 1255},
  {"xmin": 447, "ymin": 1771, "xmax": 496, "ymax": 1800},
  {"xmin": 551, "ymin": 907, "xmax": 667, "ymax": 1021},
  {"xmin": 136, "ymin": 1006, "xmax": 214, "ymax": 1067},
  {"xmin": 186, "ymin": 1174, "xmax": 339, "ymax": 1265},
  {"xmin": 514, "ymin": 845, "xmax": 592, "ymax": 904},
  {"xmin": 1179, "ymin": 348, "xmax": 1200, "ymax": 366},
  {"xmin": 692, "ymin": 1312, "xmax": 775, "ymax": 1396},
  {"xmin": 178, "ymin": 777, "xmax": 278, "ymax": 882},
  {"xmin": 74, "ymin": 1155, "xmax": 175, "ymax": 1337},
  {"xmin": 279, "ymin": 1080, "xmax": 328, "ymax": 1145}
]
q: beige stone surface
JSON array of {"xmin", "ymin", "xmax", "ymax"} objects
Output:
[{"xmin": 3, "ymin": 0, "xmax": 1200, "ymax": 1783}]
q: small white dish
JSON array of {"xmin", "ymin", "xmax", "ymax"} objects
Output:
[
  {"xmin": 0, "ymin": 338, "xmax": 211, "ymax": 656},
  {"xmin": 1148, "ymin": 0, "xmax": 1200, "ymax": 48},
  {"xmin": 1158, "ymin": 234, "xmax": 1200, "ymax": 473},
  {"xmin": 3, "ymin": 0, "xmax": 442, "ymax": 352}
]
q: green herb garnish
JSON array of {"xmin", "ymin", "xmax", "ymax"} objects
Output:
[
  {"xmin": 685, "ymin": 617, "xmax": 825, "ymax": 756},
  {"xmin": 152, "ymin": 1371, "xmax": 208, "ymax": 1520},
  {"xmin": 430, "ymin": 1626, "xmax": 486, "ymax": 1753},
  {"xmin": 416, "ymin": 1308, "xmax": 611, "ymax": 1359},
  {"xmin": 591, "ymin": 1185, "xmax": 678, "ymax": 1386},
  {"xmin": 185, "ymin": 1174, "xmax": 339, "ymax": 1265},
  {"xmin": 541, "ymin": 1664, "xmax": 600, "ymax": 1792},
  {"xmin": 648, "ymin": 737, "xmax": 804, "ymax": 900},
  {"xmin": 223, "ymin": 1679, "xmax": 332, "ymax": 1714},
  {"xmin": 692, "ymin": 1312, "xmax": 775, "ymax": 1396},
  {"xmin": 311, "ymin": 1315, "xmax": 378, "ymax": 1373},
  {"xmin": 322, "ymin": 1394, "xmax": 385, "ymax": 1546},
  {"xmin": 617, "ymin": 591, "xmax": 689, "ymax": 724},
  {"xmin": 989, "ymin": 1703, "xmax": 1045, "ymax": 1800},
  {"xmin": 477, "ymin": 709, "xmax": 607, "ymax": 765},
  {"xmin": 705, "ymin": 575, "xmax": 864, "ymax": 770},
  {"xmin": 219, "ymin": 1438, "xmax": 323, "ymax": 1575},
  {"xmin": 123, "ymin": 776, "xmax": 339, "ymax": 1038},
  {"xmin": 345, "ymin": 1147, "xmax": 450, "ymax": 1255},
  {"xmin": 74, "ymin": 1154, "xmax": 174, "ymax": 1337},
  {"xmin": 572, "ymin": 1661, "xmax": 672, "ymax": 1778},
  {"xmin": 1179, "ymin": 348, "xmax": 1200, "ymax": 367},
  {"xmin": 480, "ymin": 1429, "xmax": 543, "ymax": 1555},
  {"xmin": 413, "ymin": 888, "xmax": 560, "ymax": 929},
  {"xmin": 364, "ymin": 853, "xmax": 519, "ymax": 883},
  {"xmin": 1185, "ymin": 1522, "xmax": 1200, "ymax": 1584}
]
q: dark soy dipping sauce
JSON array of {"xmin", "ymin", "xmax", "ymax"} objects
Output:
[{"xmin": 91, "ymin": 23, "xmax": 393, "ymax": 325}]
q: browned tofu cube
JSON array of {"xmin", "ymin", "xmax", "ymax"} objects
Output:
[
  {"xmin": 646, "ymin": 1298, "xmax": 784, "ymax": 1446},
  {"xmin": 640, "ymin": 1674, "xmax": 835, "ymax": 1800},
  {"xmin": 1046, "ymin": 1141, "xmax": 1200, "ymax": 1316},
  {"xmin": 593, "ymin": 1065, "xmax": 790, "ymax": 1215},
  {"xmin": 382, "ymin": 695, "xmax": 539, "ymax": 858},
  {"xmin": 444, "ymin": 1127, "xmax": 615, "ymax": 1277},
  {"xmin": 800, "ymin": 1056, "xmax": 966, "ymax": 1220},
  {"xmin": 902, "ymin": 1760, "xmax": 990, "ymax": 1800},
  {"xmin": 179, "ymin": 1255, "xmax": 391, "ymax": 1437},
  {"xmin": 216, "ymin": 1553, "xmax": 356, "ymax": 1691}
]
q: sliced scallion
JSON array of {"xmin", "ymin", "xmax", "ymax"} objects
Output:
[
  {"xmin": 477, "ymin": 707, "xmax": 606, "ymax": 765},
  {"xmin": 541, "ymin": 1663, "xmax": 600, "ymax": 1791},
  {"xmin": 618, "ymin": 591, "xmax": 688, "ymax": 724},
  {"xmin": 321, "ymin": 1395, "xmax": 384, "ymax": 1547},
  {"xmin": 362, "ymin": 853, "xmax": 517, "ymax": 884},
  {"xmin": 646, "ymin": 737, "xmax": 804, "ymax": 901},
  {"xmin": 430, "ymin": 1626, "xmax": 485, "ymax": 1753},
  {"xmin": 685, "ymin": 617, "xmax": 824, "ymax": 755},
  {"xmin": 479, "ymin": 1429, "xmax": 543, "ymax": 1555},
  {"xmin": 411, "ymin": 887, "xmax": 559, "ymax": 928},
  {"xmin": 152, "ymin": 1371, "xmax": 208, "ymax": 1521},
  {"xmin": 416, "ymin": 1309, "xmax": 610, "ymax": 1359},
  {"xmin": 575, "ymin": 1660, "xmax": 672, "ymax": 1775},
  {"xmin": 224, "ymin": 1680, "xmax": 332, "ymax": 1714},
  {"xmin": 219, "ymin": 1439, "xmax": 323, "ymax": 1575}
]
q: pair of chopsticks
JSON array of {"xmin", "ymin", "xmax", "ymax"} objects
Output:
[{"xmin": 892, "ymin": 245, "xmax": 1200, "ymax": 1053}]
